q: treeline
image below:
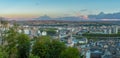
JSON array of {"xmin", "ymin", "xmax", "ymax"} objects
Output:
[
  {"xmin": 0, "ymin": 24, "xmax": 81, "ymax": 58},
  {"xmin": 82, "ymin": 34, "xmax": 120, "ymax": 37},
  {"xmin": 40, "ymin": 28, "xmax": 57, "ymax": 36}
]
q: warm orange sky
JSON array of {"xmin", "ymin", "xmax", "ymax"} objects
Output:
[{"xmin": 0, "ymin": 14, "xmax": 41, "ymax": 18}]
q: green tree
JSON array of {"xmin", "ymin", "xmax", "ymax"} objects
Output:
[
  {"xmin": 60, "ymin": 47, "xmax": 80, "ymax": 58},
  {"xmin": 0, "ymin": 19, "xmax": 8, "ymax": 47},
  {"xmin": 32, "ymin": 36, "xmax": 51, "ymax": 58},
  {"xmin": 32, "ymin": 36, "xmax": 66, "ymax": 58},
  {"xmin": 0, "ymin": 47, "xmax": 8, "ymax": 58},
  {"xmin": 29, "ymin": 54, "xmax": 39, "ymax": 58},
  {"xmin": 4, "ymin": 26, "xmax": 31, "ymax": 58},
  {"xmin": 5, "ymin": 27, "xmax": 19, "ymax": 58},
  {"xmin": 48, "ymin": 40, "xmax": 66, "ymax": 58},
  {"xmin": 17, "ymin": 33, "xmax": 31, "ymax": 58},
  {"xmin": 46, "ymin": 30, "xmax": 56, "ymax": 36}
]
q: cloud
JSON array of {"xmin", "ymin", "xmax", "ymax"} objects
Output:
[
  {"xmin": 80, "ymin": 15, "xmax": 88, "ymax": 19},
  {"xmin": 75, "ymin": 12, "xmax": 88, "ymax": 20},
  {"xmin": 72, "ymin": 9, "xmax": 89, "ymax": 20},
  {"xmin": 88, "ymin": 12, "xmax": 120, "ymax": 19}
]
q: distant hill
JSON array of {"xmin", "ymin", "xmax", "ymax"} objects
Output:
[
  {"xmin": 35, "ymin": 15, "xmax": 52, "ymax": 20},
  {"xmin": 34, "ymin": 15, "xmax": 86, "ymax": 21},
  {"xmin": 3, "ymin": 12, "xmax": 120, "ymax": 22},
  {"xmin": 88, "ymin": 12, "xmax": 120, "ymax": 19}
]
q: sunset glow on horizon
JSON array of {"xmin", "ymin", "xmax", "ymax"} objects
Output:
[{"xmin": 0, "ymin": 0, "xmax": 120, "ymax": 18}]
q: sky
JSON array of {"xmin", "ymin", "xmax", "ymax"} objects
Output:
[{"xmin": 0, "ymin": 0, "xmax": 120, "ymax": 18}]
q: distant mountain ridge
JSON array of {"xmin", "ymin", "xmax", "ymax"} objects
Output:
[
  {"xmin": 35, "ymin": 12, "xmax": 120, "ymax": 21},
  {"xmin": 34, "ymin": 15, "xmax": 86, "ymax": 21},
  {"xmin": 2, "ymin": 12, "xmax": 120, "ymax": 21},
  {"xmin": 88, "ymin": 12, "xmax": 120, "ymax": 19}
]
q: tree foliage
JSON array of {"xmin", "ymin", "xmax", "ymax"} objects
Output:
[
  {"xmin": 0, "ymin": 47, "xmax": 8, "ymax": 58},
  {"xmin": 32, "ymin": 36, "xmax": 66, "ymax": 58},
  {"xmin": 17, "ymin": 34, "xmax": 30, "ymax": 58},
  {"xmin": 32, "ymin": 36, "xmax": 80, "ymax": 58},
  {"xmin": 83, "ymin": 33, "xmax": 120, "ymax": 37},
  {"xmin": 4, "ymin": 27, "xmax": 30, "ymax": 58},
  {"xmin": 0, "ymin": 24, "xmax": 81, "ymax": 58},
  {"xmin": 5, "ymin": 28, "xmax": 19, "ymax": 58},
  {"xmin": 60, "ymin": 47, "xmax": 80, "ymax": 58}
]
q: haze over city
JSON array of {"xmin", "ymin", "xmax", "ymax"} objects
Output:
[{"xmin": 0, "ymin": 0, "xmax": 120, "ymax": 20}]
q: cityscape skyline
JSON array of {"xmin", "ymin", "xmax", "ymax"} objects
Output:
[{"xmin": 0, "ymin": 1, "xmax": 120, "ymax": 58}]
